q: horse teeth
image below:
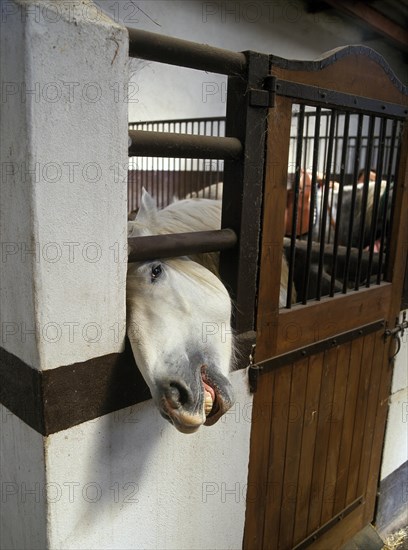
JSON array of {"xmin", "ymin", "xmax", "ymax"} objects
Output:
[{"xmin": 204, "ymin": 391, "xmax": 213, "ymax": 415}]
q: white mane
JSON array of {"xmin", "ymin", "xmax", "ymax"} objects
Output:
[{"xmin": 128, "ymin": 191, "xmax": 222, "ymax": 275}]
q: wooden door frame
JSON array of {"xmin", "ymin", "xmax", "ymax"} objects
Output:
[{"xmin": 244, "ymin": 47, "xmax": 408, "ymax": 550}]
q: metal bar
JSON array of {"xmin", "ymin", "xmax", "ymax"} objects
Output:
[
  {"xmin": 129, "ymin": 130, "xmax": 242, "ymax": 160},
  {"xmin": 303, "ymin": 107, "xmax": 321, "ymax": 304},
  {"xmin": 327, "ymin": 114, "xmax": 340, "ymax": 243},
  {"xmin": 316, "ymin": 110, "xmax": 337, "ymax": 300},
  {"xmin": 377, "ymin": 119, "xmax": 399, "ymax": 284},
  {"xmin": 128, "ymin": 229, "xmax": 237, "ymax": 262},
  {"xmin": 249, "ymin": 319, "xmax": 384, "ymax": 381},
  {"xmin": 219, "ymin": 51, "xmax": 270, "ymax": 333},
  {"xmin": 128, "ymin": 28, "xmax": 247, "ymax": 76},
  {"xmin": 267, "ymin": 77, "xmax": 408, "ymax": 118},
  {"xmin": 343, "ymin": 114, "xmax": 364, "ymax": 292},
  {"xmin": 287, "ymin": 105, "xmax": 305, "ymax": 308},
  {"xmin": 366, "ymin": 117, "xmax": 387, "ymax": 286},
  {"xmin": 355, "ymin": 115, "xmax": 376, "ymax": 290},
  {"xmin": 330, "ymin": 112, "xmax": 350, "ymax": 296}
]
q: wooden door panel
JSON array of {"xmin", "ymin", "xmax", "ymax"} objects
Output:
[{"xmin": 246, "ymin": 329, "xmax": 388, "ymax": 550}]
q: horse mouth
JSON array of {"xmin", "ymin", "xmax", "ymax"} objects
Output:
[
  {"xmin": 201, "ymin": 366, "xmax": 233, "ymax": 426},
  {"xmin": 158, "ymin": 366, "xmax": 234, "ymax": 433}
]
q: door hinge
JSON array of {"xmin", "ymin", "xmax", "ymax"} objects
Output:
[{"xmin": 385, "ymin": 311, "xmax": 407, "ymax": 360}]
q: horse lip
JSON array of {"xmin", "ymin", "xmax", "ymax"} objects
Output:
[
  {"xmin": 160, "ymin": 398, "xmax": 205, "ymax": 434},
  {"xmin": 156, "ymin": 366, "xmax": 234, "ymax": 432},
  {"xmin": 201, "ymin": 367, "xmax": 234, "ymax": 426}
]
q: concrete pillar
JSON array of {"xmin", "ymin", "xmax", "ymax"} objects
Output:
[{"xmin": 0, "ymin": 1, "xmax": 128, "ymax": 547}]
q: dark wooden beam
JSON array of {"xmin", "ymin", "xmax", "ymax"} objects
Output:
[{"xmin": 323, "ymin": 0, "xmax": 408, "ymax": 51}]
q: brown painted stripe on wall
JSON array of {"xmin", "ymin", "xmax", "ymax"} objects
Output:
[{"xmin": 0, "ymin": 341, "xmax": 151, "ymax": 436}]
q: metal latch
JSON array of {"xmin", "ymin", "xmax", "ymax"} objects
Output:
[
  {"xmin": 385, "ymin": 312, "xmax": 408, "ymax": 360},
  {"xmin": 248, "ymin": 344, "xmax": 261, "ymax": 393}
]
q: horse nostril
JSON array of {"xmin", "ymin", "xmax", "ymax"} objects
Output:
[{"xmin": 167, "ymin": 381, "xmax": 191, "ymax": 409}]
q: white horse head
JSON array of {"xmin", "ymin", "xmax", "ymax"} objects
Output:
[{"xmin": 127, "ymin": 190, "xmax": 234, "ymax": 434}]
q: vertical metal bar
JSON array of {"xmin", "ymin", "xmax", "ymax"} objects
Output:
[
  {"xmin": 300, "ymin": 111, "xmax": 310, "ymax": 237},
  {"xmin": 343, "ymin": 114, "xmax": 364, "ymax": 294},
  {"xmin": 330, "ymin": 112, "xmax": 350, "ymax": 296},
  {"xmin": 355, "ymin": 115, "xmax": 376, "ymax": 290},
  {"xmin": 303, "ymin": 107, "xmax": 321, "ymax": 304},
  {"xmin": 286, "ymin": 105, "xmax": 305, "ymax": 308},
  {"xmin": 377, "ymin": 119, "xmax": 399, "ymax": 284},
  {"xmin": 366, "ymin": 117, "xmax": 387, "ymax": 286},
  {"xmin": 316, "ymin": 109, "xmax": 337, "ymax": 300},
  {"xmin": 220, "ymin": 51, "xmax": 269, "ymax": 332},
  {"xmin": 318, "ymin": 111, "xmax": 330, "ymax": 238},
  {"xmin": 328, "ymin": 114, "xmax": 340, "ymax": 243}
]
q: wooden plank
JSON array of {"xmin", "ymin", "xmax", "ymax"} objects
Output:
[
  {"xmin": 307, "ymin": 348, "xmax": 338, "ymax": 533},
  {"xmin": 293, "ymin": 354, "xmax": 324, "ymax": 545},
  {"xmin": 262, "ymin": 364, "xmax": 293, "ymax": 548},
  {"xmin": 278, "ymin": 358, "xmax": 309, "ymax": 549},
  {"xmin": 357, "ymin": 330, "xmax": 385, "ymax": 499},
  {"xmin": 256, "ymin": 96, "xmax": 293, "ymax": 351},
  {"xmin": 386, "ymin": 124, "xmax": 408, "ymax": 321},
  {"xmin": 275, "ymin": 284, "xmax": 391, "ymax": 355},
  {"xmin": 243, "ymin": 370, "xmax": 275, "ymax": 550},
  {"xmin": 320, "ymin": 342, "xmax": 351, "ymax": 524},
  {"xmin": 333, "ymin": 338, "xmax": 364, "ymax": 514},
  {"xmin": 323, "ymin": 0, "xmax": 408, "ymax": 51},
  {"xmin": 345, "ymin": 333, "xmax": 376, "ymax": 504}
]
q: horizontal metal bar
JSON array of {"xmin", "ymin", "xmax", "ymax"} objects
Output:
[
  {"xmin": 128, "ymin": 130, "xmax": 242, "ymax": 159},
  {"xmin": 267, "ymin": 77, "xmax": 408, "ymax": 118},
  {"xmin": 249, "ymin": 319, "xmax": 384, "ymax": 389},
  {"xmin": 128, "ymin": 229, "xmax": 237, "ymax": 262},
  {"xmin": 128, "ymin": 28, "xmax": 247, "ymax": 76}
]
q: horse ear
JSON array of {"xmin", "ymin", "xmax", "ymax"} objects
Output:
[{"xmin": 137, "ymin": 188, "xmax": 158, "ymax": 225}]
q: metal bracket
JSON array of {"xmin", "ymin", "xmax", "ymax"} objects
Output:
[{"xmin": 249, "ymin": 88, "xmax": 270, "ymax": 108}]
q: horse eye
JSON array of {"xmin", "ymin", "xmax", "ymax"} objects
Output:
[{"xmin": 151, "ymin": 264, "xmax": 162, "ymax": 281}]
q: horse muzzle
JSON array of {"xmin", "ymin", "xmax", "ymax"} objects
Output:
[{"xmin": 156, "ymin": 367, "xmax": 235, "ymax": 434}]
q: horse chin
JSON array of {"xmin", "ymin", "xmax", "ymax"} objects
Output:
[{"xmin": 160, "ymin": 407, "xmax": 205, "ymax": 434}]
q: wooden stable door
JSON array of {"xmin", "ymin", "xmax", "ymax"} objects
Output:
[{"xmin": 244, "ymin": 48, "xmax": 408, "ymax": 550}]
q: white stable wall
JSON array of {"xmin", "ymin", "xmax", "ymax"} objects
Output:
[
  {"xmin": 95, "ymin": 0, "xmax": 407, "ymax": 122},
  {"xmin": 44, "ymin": 369, "xmax": 252, "ymax": 550},
  {"xmin": 1, "ymin": 0, "xmax": 129, "ymax": 371},
  {"xmin": 380, "ymin": 312, "xmax": 408, "ymax": 480}
]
